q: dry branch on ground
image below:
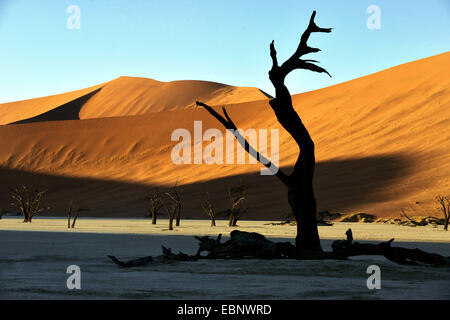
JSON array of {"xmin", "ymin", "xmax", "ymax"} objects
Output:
[{"xmin": 108, "ymin": 229, "xmax": 450, "ymax": 267}]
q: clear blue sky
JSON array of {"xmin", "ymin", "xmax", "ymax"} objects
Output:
[{"xmin": 0, "ymin": 0, "xmax": 449, "ymax": 103}]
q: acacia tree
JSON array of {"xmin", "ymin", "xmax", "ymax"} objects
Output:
[
  {"xmin": 166, "ymin": 184, "xmax": 182, "ymax": 227},
  {"xmin": 201, "ymin": 192, "xmax": 216, "ymax": 227},
  {"xmin": 197, "ymin": 11, "xmax": 331, "ymax": 252},
  {"xmin": 436, "ymin": 196, "xmax": 449, "ymax": 231},
  {"xmin": 164, "ymin": 202, "xmax": 177, "ymax": 230},
  {"xmin": 10, "ymin": 185, "xmax": 46, "ymax": 223},
  {"xmin": 163, "ymin": 183, "xmax": 182, "ymax": 230},
  {"xmin": 148, "ymin": 190, "xmax": 164, "ymax": 224},
  {"xmin": 68, "ymin": 201, "xmax": 73, "ymax": 229},
  {"xmin": 227, "ymin": 183, "xmax": 247, "ymax": 227},
  {"xmin": 67, "ymin": 201, "xmax": 86, "ymax": 229}
]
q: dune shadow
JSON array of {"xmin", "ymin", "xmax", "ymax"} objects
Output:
[
  {"xmin": 0, "ymin": 153, "xmax": 413, "ymax": 218},
  {"xmin": 258, "ymin": 89, "xmax": 273, "ymax": 99},
  {"xmin": 313, "ymin": 155, "xmax": 412, "ymax": 212},
  {"xmin": 10, "ymin": 88, "xmax": 102, "ymax": 125}
]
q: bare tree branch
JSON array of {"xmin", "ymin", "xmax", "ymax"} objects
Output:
[
  {"xmin": 10, "ymin": 185, "xmax": 46, "ymax": 223},
  {"xmin": 196, "ymin": 11, "xmax": 331, "ymax": 251},
  {"xmin": 195, "ymin": 101, "xmax": 288, "ymax": 184}
]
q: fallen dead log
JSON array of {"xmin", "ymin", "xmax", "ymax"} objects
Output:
[
  {"xmin": 331, "ymin": 229, "xmax": 450, "ymax": 266},
  {"xmin": 107, "ymin": 229, "xmax": 450, "ymax": 268},
  {"xmin": 195, "ymin": 231, "xmax": 296, "ymax": 259},
  {"xmin": 108, "ymin": 246, "xmax": 196, "ymax": 267}
]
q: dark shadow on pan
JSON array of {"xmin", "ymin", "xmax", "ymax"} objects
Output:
[{"xmin": 0, "ymin": 153, "xmax": 414, "ymax": 219}]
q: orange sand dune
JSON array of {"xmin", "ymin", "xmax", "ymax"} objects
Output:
[
  {"xmin": 0, "ymin": 52, "xmax": 448, "ymax": 219},
  {"xmin": 79, "ymin": 77, "xmax": 270, "ymax": 119},
  {"xmin": 0, "ymin": 83, "xmax": 105, "ymax": 125},
  {"xmin": 0, "ymin": 77, "xmax": 269, "ymax": 124}
]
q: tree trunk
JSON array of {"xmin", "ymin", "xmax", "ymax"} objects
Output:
[
  {"xmin": 151, "ymin": 209, "xmax": 157, "ymax": 225},
  {"xmin": 71, "ymin": 214, "xmax": 78, "ymax": 228},
  {"xmin": 288, "ymin": 182, "xmax": 321, "ymax": 251},
  {"xmin": 268, "ymin": 78, "xmax": 321, "ymax": 251},
  {"xmin": 22, "ymin": 209, "xmax": 28, "ymax": 222},
  {"xmin": 197, "ymin": 11, "xmax": 332, "ymax": 253},
  {"xmin": 175, "ymin": 205, "xmax": 181, "ymax": 226},
  {"xmin": 265, "ymin": 12, "xmax": 331, "ymax": 252},
  {"xmin": 211, "ymin": 217, "xmax": 216, "ymax": 227},
  {"xmin": 68, "ymin": 203, "xmax": 72, "ymax": 229},
  {"xmin": 169, "ymin": 217, "xmax": 174, "ymax": 230}
]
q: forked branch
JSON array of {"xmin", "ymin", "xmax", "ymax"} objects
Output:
[{"xmin": 270, "ymin": 10, "xmax": 332, "ymax": 82}]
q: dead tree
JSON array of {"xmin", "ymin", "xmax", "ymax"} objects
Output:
[
  {"xmin": 71, "ymin": 212, "xmax": 79, "ymax": 228},
  {"xmin": 148, "ymin": 190, "xmax": 164, "ymax": 225},
  {"xmin": 201, "ymin": 192, "xmax": 216, "ymax": 227},
  {"xmin": 227, "ymin": 183, "xmax": 247, "ymax": 227},
  {"xmin": 164, "ymin": 202, "xmax": 176, "ymax": 231},
  {"xmin": 67, "ymin": 201, "xmax": 85, "ymax": 229},
  {"xmin": 436, "ymin": 196, "xmax": 449, "ymax": 231},
  {"xmin": 197, "ymin": 11, "xmax": 331, "ymax": 251},
  {"xmin": 108, "ymin": 229, "xmax": 450, "ymax": 267},
  {"xmin": 166, "ymin": 184, "xmax": 182, "ymax": 227},
  {"xmin": 10, "ymin": 185, "xmax": 46, "ymax": 223},
  {"xmin": 163, "ymin": 184, "xmax": 181, "ymax": 231},
  {"xmin": 67, "ymin": 201, "xmax": 73, "ymax": 229}
]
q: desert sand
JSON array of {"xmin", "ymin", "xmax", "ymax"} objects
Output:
[
  {"xmin": 0, "ymin": 217, "xmax": 449, "ymax": 299},
  {"xmin": 0, "ymin": 52, "xmax": 449, "ymax": 220}
]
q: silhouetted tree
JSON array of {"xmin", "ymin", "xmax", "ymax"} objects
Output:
[
  {"xmin": 436, "ymin": 196, "xmax": 449, "ymax": 231},
  {"xmin": 227, "ymin": 183, "xmax": 247, "ymax": 227},
  {"xmin": 197, "ymin": 11, "xmax": 331, "ymax": 251},
  {"xmin": 10, "ymin": 185, "xmax": 46, "ymax": 223},
  {"xmin": 166, "ymin": 183, "xmax": 182, "ymax": 227},
  {"xmin": 67, "ymin": 201, "xmax": 73, "ymax": 229},
  {"xmin": 201, "ymin": 192, "xmax": 216, "ymax": 227},
  {"xmin": 162, "ymin": 183, "xmax": 182, "ymax": 230},
  {"xmin": 67, "ymin": 201, "xmax": 86, "ymax": 229},
  {"xmin": 164, "ymin": 202, "xmax": 176, "ymax": 231},
  {"xmin": 71, "ymin": 212, "xmax": 79, "ymax": 229},
  {"xmin": 148, "ymin": 190, "xmax": 164, "ymax": 225}
]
